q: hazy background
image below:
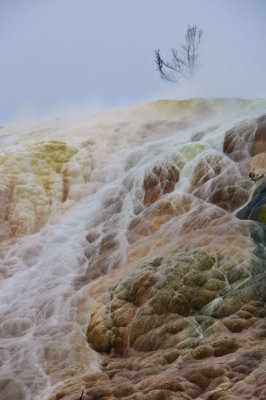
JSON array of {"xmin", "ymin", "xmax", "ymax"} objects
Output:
[{"xmin": 1, "ymin": 0, "xmax": 266, "ymax": 122}]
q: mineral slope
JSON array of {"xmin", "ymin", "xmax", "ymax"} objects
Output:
[{"xmin": 0, "ymin": 99, "xmax": 265, "ymax": 400}]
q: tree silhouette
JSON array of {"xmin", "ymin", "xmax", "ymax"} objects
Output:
[{"xmin": 155, "ymin": 24, "xmax": 203, "ymax": 83}]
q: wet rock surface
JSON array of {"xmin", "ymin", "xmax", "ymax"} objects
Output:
[
  {"xmin": 50, "ymin": 244, "xmax": 266, "ymax": 400},
  {"xmin": 49, "ymin": 110, "xmax": 266, "ymax": 400},
  {"xmin": 223, "ymin": 114, "xmax": 266, "ymax": 161},
  {"xmin": 190, "ymin": 151, "xmax": 251, "ymax": 211},
  {"xmin": 237, "ymin": 177, "xmax": 266, "ymax": 243},
  {"xmin": 143, "ymin": 162, "xmax": 180, "ymax": 206},
  {"xmin": 2, "ymin": 99, "xmax": 266, "ymax": 400}
]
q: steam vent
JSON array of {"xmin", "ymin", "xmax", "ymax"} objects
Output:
[{"xmin": 0, "ymin": 98, "xmax": 266, "ymax": 400}]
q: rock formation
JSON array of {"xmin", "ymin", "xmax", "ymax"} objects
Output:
[
  {"xmin": 0, "ymin": 99, "xmax": 265, "ymax": 400},
  {"xmin": 48, "ymin": 101, "xmax": 266, "ymax": 400}
]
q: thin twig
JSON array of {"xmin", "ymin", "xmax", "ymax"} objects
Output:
[{"xmin": 155, "ymin": 24, "xmax": 203, "ymax": 83}]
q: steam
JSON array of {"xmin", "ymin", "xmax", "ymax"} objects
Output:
[
  {"xmin": 156, "ymin": 50, "xmax": 266, "ymax": 101},
  {"xmin": 1, "ymin": 1, "xmax": 265, "ymax": 122}
]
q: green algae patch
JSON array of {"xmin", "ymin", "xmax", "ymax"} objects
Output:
[
  {"xmin": 141, "ymin": 98, "xmax": 251, "ymax": 120},
  {"xmin": 152, "ymin": 99, "xmax": 199, "ymax": 115},
  {"xmin": 180, "ymin": 143, "xmax": 206, "ymax": 161},
  {"xmin": 0, "ymin": 140, "xmax": 83, "ymax": 238},
  {"xmin": 87, "ymin": 244, "xmax": 266, "ymax": 361},
  {"xmin": 31, "ymin": 140, "xmax": 78, "ymax": 177},
  {"xmin": 236, "ymin": 177, "xmax": 266, "ymax": 235},
  {"xmin": 254, "ymin": 204, "xmax": 266, "ymax": 224}
]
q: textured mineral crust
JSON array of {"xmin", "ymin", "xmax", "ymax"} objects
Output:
[
  {"xmin": 6, "ymin": 100, "xmax": 263, "ymax": 400},
  {"xmin": 49, "ymin": 107, "xmax": 266, "ymax": 400},
  {"xmin": 50, "ymin": 244, "xmax": 266, "ymax": 400},
  {"xmin": 51, "ymin": 179, "xmax": 266, "ymax": 399}
]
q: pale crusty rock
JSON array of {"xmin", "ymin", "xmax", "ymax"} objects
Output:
[{"xmin": 0, "ymin": 140, "xmax": 91, "ymax": 240}]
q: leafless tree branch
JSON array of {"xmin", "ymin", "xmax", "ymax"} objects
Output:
[{"xmin": 155, "ymin": 24, "xmax": 203, "ymax": 83}]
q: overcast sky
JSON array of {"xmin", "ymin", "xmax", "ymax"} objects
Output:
[{"xmin": 0, "ymin": 0, "xmax": 266, "ymax": 122}]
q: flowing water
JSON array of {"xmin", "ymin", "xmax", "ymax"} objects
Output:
[{"xmin": 0, "ymin": 98, "xmax": 265, "ymax": 400}]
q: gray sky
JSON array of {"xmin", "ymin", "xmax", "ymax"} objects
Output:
[{"xmin": 1, "ymin": 0, "xmax": 266, "ymax": 122}]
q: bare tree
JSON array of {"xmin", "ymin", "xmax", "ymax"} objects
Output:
[{"xmin": 155, "ymin": 24, "xmax": 203, "ymax": 83}]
